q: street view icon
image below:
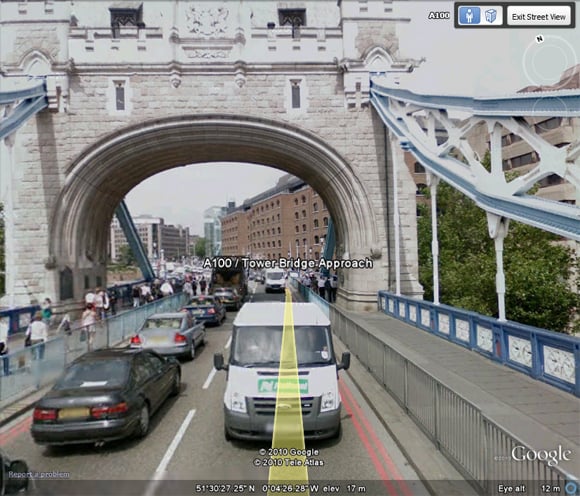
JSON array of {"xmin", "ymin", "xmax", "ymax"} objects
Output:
[
  {"xmin": 459, "ymin": 6, "xmax": 481, "ymax": 24},
  {"xmin": 485, "ymin": 9, "xmax": 497, "ymax": 23}
]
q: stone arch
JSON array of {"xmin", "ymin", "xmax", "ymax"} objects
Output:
[
  {"xmin": 50, "ymin": 114, "xmax": 381, "ymax": 297},
  {"xmin": 18, "ymin": 49, "xmax": 52, "ymax": 76}
]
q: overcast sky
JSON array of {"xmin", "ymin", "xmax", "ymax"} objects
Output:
[{"xmin": 126, "ymin": 1, "xmax": 579, "ymax": 235}]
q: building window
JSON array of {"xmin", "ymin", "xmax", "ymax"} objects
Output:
[
  {"xmin": 313, "ymin": 202, "xmax": 318, "ymax": 212},
  {"xmin": 295, "ymin": 212, "xmax": 299, "ymax": 220},
  {"xmin": 114, "ymin": 81, "xmax": 125, "ymax": 111},
  {"xmin": 303, "ymin": 238, "xmax": 307, "ymax": 246},
  {"xmin": 302, "ymin": 224, "xmax": 307, "ymax": 232},
  {"xmin": 277, "ymin": 227, "xmax": 281, "ymax": 234},
  {"xmin": 291, "ymin": 80, "xmax": 301, "ymax": 109},
  {"xmin": 276, "ymin": 200, "xmax": 280, "ymax": 206},
  {"xmin": 536, "ymin": 117, "xmax": 562, "ymax": 132},
  {"xmin": 511, "ymin": 152, "xmax": 535, "ymax": 168},
  {"xmin": 294, "ymin": 198, "xmax": 299, "ymax": 205},
  {"xmin": 314, "ymin": 219, "xmax": 319, "ymax": 228},
  {"xmin": 315, "ymin": 251, "xmax": 319, "ymax": 258},
  {"xmin": 279, "ymin": 8, "xmax": 306, "ymax": 38},
  {"xmin": 295, "ymin": 226, "xmax": 299, "ymax": 233},
  {"xmin": 416, "ymin": 184, "xmax": 427, "ymax": 196},
  {"xmin": 110, "ymin": 4, "xmax": 144, "ymax": 38},
  {"xmin": 414, "ymin": 162, "xmax": 425, "ymax": 173},
  {"xmin": 278, "ymin": 240, "xmax": 282, "ymax": 247},
  {"xmin": 277, "ymin": 214, "xmax": 280, "ymax": 220},
  {"xmin": 302, "ymin": 210, "xmax": 306, "ymax": 218},
  {"xmin": 301, "ymin": 195, "xmax": 306, "ymax": 204},
  {"xmin": 314, "ymin": 235, "xmax": 319, "ymax": 244}
]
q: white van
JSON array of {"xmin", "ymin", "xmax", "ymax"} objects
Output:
[
  {"xmin": 264, "ymin": 268, "xmax": 286, "ymax": 293},
  {"xmin": 214, "ymin": 302, "xmax": 350, "ymax": 441}
]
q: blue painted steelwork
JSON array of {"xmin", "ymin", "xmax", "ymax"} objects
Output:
[
  {"xmin": 377, "ymin": 290, "xmax": 580, "ymax": 397},
  {"xmin": 320, "ymin": 218, "xmax": 335, "ymax": 277},
  {"xmin": 115, "ymin": 201, "xmax": 155, "ymax": 281},
  {"xmin": 0, "ymin": 82, "xmax": 48, "ymax": 140},
  {"xmin": 371, "ymin": 85, "xmax": 580, "ymax": 117},
  {"xmin": 370, "ymin": 89, "xmax": 580, "ymax": 240}
]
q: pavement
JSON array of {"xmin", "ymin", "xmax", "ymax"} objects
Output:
[{"xmin": 337, "ymin": 308, "xmax": 580, "ymax": 479}]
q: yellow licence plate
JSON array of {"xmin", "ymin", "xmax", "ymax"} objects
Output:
[
  {"xmin": 58, "ymin": 407, "xmax": 90, "ymax": 420},
  {"xmin": 147, "ymin": 337, "xmax": 167, "ymax": 344}
]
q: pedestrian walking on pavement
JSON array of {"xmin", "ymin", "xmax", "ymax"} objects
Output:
[
  {"xmin": 0, "ymin": 318, "xmax": 10, "ymax": 376},
  {"xmin": 95, "ymin": 287, "xmax": 109, "ymax": 320},
  {"xmin": 161, "ymin": 280, "xmax": 174, "ymax": 297},
  {"xmin": 26, "ymin": 312, "xmax": 48, "ymax": 360},
  {"xmin": 41, "ymin": 298, "xmax": 53, "ymax": 325},
  {"xmin": 330, "ymin": 274, "xmax": 338, "ymax": 303},
  {"xmin": 108, "ymin": 286, "xmax": 118, "ymax": 316},
  {"xmin": 82, "ymin": 303, "xmax": 97, "ymax": 351},
  {"xmin": 132, "ymin": 285, "xmax": 140, "ymax": 307}
]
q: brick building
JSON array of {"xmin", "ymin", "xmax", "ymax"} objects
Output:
[{"xmin": 221, "ymin": 175, "xmax": 331, "ymax": 261}]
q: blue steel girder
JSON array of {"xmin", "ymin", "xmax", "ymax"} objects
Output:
[
  {"xmin": 370, "ymin": 81, "xmax": 580, "ymax": 241},
  {"xmin": 320, "ymin": 218, "xmax": 335, "ymax": 277},
  {"xmin": 115, "ymin": 200, "xmax": 155, "ymax": 281},
  {"xmin": 0, "ymin": 82, "xmax": 48, "ymax": 140}
]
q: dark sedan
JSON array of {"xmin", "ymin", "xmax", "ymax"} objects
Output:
[
  {"xmin": 212, "ymin": 288, "xmax": 242, "ymax": 311},
  {"xmin": 30, "ymin": 349, "xmax": 181, "ymax": 447},
  {"xmin": 183, "ymin": 295, "xmax": 226, "ymax": 326}
]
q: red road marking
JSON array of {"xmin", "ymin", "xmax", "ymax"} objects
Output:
[
  {"xmin": 340, "ymin": 381, "xmax": 414, "ymax": 496},
  {"xmin": 0, "ymin": 414, "xmax": 32, "ymax": 446},
  {"xmin": 340, "ymin": 386, "xmax": 399, "ymax": 495}
]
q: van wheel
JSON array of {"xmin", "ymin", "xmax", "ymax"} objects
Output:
[{"xmin": 224, "ymin": 425, "xmax": 232, "ymax": 441}]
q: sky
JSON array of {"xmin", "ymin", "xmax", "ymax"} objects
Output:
[{"xmin": 126, "ymin": 1, "xmax": 579, "ymax": 235}]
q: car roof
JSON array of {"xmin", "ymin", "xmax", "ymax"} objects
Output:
[
  {"xmin": 147, "ymin": 312, "xmax": 185, "ymax": 319},
  {"xmin": 233, "ymin": 302, "xmax": 330, "ymax": 327}
]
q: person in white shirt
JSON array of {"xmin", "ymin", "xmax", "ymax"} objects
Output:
[
  {"xmin": 94, "ymin": 288, "xmax": 110, "ymax": 320},
  {"xmin": 160, "ymin": 281, "xmax": 174, "ymax": 296},
  {"xmin": 317, "ymin": 276, "xmax": 326, "ymax": 298},
  {"xmin": 26, "ymin": 312, "xmax": 48, "ymax": 360},
  {"xmin": 85, "ymin": 291, "xmax": 95, "ymax": 306},
  {"xmin": 141, "ymin": 284, "xmax": 152, "ymax": 303},
  {"xmin": 82, "ymin": 304, "xmax": 97, "ymax": 350}
]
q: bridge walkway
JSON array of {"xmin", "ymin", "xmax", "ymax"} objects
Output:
[{"xmin": 340, "ymin": 308, "xmax": 579, "ymax": 475}]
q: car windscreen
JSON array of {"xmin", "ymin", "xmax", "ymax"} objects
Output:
[
  {"xmin": 232, "ymin": 326, "xmax": 332, "ymax": 367},
  {"xmin": 145, "ymin": 318, "xmax": 181, "ymax": 329},
  {"xmin": 267, "ymin": 272, "xmax": 285, "ymax": 280},
  {"xmin": 55, "ymin": 359, "xmax": 130, "ymax": 390}
]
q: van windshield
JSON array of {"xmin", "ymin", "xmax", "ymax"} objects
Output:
[
  {"xmin": 267, "ymin": 272, "xmax": 284, "ymax": 280},
  {"xmin": 232, "ymin": 326, "xmax": 333, "ymax": 367}
]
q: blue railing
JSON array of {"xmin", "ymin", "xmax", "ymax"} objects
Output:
[
  {"xmin": 0, "ymin": 279, "xmax": 146, "ymax": 337},
  {"xmin": 290, "ymin": 278, "xmax": 329, "ymax": 317},
  {"xmin": 378, "ymin": 290, "xmax": 580, "ymax": 397}
]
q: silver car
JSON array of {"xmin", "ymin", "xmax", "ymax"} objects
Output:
[{"xmin": 130, "ymin": 312, "xmax": 206, "ymax": 360}]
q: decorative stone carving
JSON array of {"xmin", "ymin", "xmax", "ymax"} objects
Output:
[
  {"xmin": 186, "ymin": 5, "xmax": 229, "ymax": 37},
  {"xmin": 369, "ymin": 244, "xmax": 382, "ymax": 259},
  {"xmin": 185, "ymin": 49, "xmax": 228, "ymax": 59},
  {"xmin": 234, "ymin": 61, "xmax": 246, "ymax": 88},
  {"xmin": 170, "ymin": 71, "xmax": 182, "ymax": 88}
]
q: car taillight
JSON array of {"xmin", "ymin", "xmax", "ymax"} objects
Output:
[
  {"xmin": 175, "ymin": 333, "xmax": 187, "ymax": 343},
  {"xmin": 130, "ymin": 335, "xmax": 141, "ymax": 345},
  {"xmin": 91, "ymin": 402, "xmax": 129, "ymax": 419},
  {"xmin": 33, "ymin": 408, "xmax": 57, "ymax": 421},
  {"xmin": 208, "ymin": 308, "xmax": 216, "ymax": 314}
]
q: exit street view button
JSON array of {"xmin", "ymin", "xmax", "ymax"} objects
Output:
[{"xmin": 507, "ymin": 5, "xmax": 573, "ymax": 26}]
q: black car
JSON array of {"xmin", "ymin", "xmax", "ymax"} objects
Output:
[
  {"xmin": 212, "ymin": 288, "xmax": 242, "ymax": 311},
  {"xmin": 31, "ymin": 349, "xmax": 181, "ymax": 446},
  {"xmin": 183, "ymin": 295, "xmax": 226, "ymax": 326}
]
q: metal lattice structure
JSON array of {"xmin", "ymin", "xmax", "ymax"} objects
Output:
[
  {"xmin": 0, "ymin": 81, "xmax": 48, "ymax": 140},
  {"xmin": 370, "ymin": 82, "xmax": 580, "ymax": 241}
]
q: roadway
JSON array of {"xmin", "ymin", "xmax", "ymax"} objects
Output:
[{"xmin": 0, "ymin": 283, "xmax": 429, "ymax": 496}]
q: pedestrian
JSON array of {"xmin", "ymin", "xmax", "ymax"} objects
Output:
[
  {"xmin": 132, "ymin": 285, "xmax": 140, "ymax": 307},
  {"xmin": 108, "ymin": 285, "xmax": 118, "ymax": 316},
  {"xmin": 95, "ymin": 287, "xmax": 110, "ymax": 320},
  {"xmin": 26, "ymin": 312, "xmax": 48, "ymax": 360},
  {"xmin": 82, "ymin": 303, "xmax": 97, "ymax": 351},
  {"xmin": 317, "ymin": 275, "xmax": 326, "ymax": 298},
  {"xmin": 199, "ymin": 277, "xmax": 207, "ymax": 295},
  {"xmin": 85, "ymin": 290, "xmax": 95, "ymax": 307},
  {"xmin": 330, "ymin": 274, "xmax": 338, "ymax": 303},
  {"xmin": 161, "ymin": 280, "xmax": 174, "ymax": 297},
  {"xmin": 41, "ymin": 298, "xmax": 53, "ymax": 325},
  {"xmin": 0, "ymin": 318, "xmax": 10, "ymax": 376},
  {"xmin": 141, "ymin": 283, "xmax": 152, "ymax": 304},
  {"xmin": 324, "ymin": 276, "xmax": 331, "ymax": 301},
  {"xmin": 192, "ymin": 278, "xmax": 198, "ymax": 296},
  {"xmin": 183, "ymin": 280, "xmax": 193, "ymax": 300}
]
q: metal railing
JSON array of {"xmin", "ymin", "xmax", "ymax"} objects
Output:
[
  {"xmin": 377, "ymin": 291, "xmax": 580, "ymax": 397},
  {"xmin": 0, "ymin": 292, "xmax": 187, "ymax": 408},
  {"xmin": 289, "ymin": 279, "xmax": 578, "ymax": 493}
]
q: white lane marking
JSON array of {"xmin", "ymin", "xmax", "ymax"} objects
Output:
[
  {"xmin": 202, "ymin": 368, "xmax": 217, "ymax": 390},
  {"xmin": 143, "ymin": 409, "xmax": 196, "ymax": 496},
  {"xmin": 225, "ymin": 336, "xmax": 232, "ymax": 349}
]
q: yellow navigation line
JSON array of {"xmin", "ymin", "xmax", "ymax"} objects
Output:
[{"xmin": 267, "ymin": 288, "xmax": 309, "ymax": 495}]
